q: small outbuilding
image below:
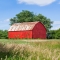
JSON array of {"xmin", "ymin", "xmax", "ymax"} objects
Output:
[{"xmin": 8, "ymin": 21, "xmax": 46, "ymax": 39}]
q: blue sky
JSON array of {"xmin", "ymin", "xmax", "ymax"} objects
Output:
[{"xmin": 0, "ymin": 0, "xmax": 60, "ymax": 30}]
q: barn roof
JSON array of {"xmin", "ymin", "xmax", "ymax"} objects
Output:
[{"xmin": 8, "ymin": 21, "xmax": 39, "ymax": 31}]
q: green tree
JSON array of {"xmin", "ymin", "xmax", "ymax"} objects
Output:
[
  {"xmin": 10, "ymin": 10, "xmax": 34, "ymax": 25},
  {"xmin": 3, "ymin": 30, "xmax": 8, "ymax": 39},
  {"xmin": 10, "ymin": 10, "xmax": 53, "ymax": 31},
  {"xmin": 0, "ymin": 30, "xmax": 3, "ymax": 39},
  {"xmin": 0, "ymin": 30, "xmax": 8, "ymax": 39},
  {"xmin": 47, "ymin": 30, "xmax": 56, "ymax": 39},
  {"xmin": 55, "ymin": 28, "xmax": 60, "ymax": 39},
  {"xmin": 47, "ymin": 28, "xmax": 60, "ymax": 39}
]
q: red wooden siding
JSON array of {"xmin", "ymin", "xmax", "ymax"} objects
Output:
[
  {"xmin": 8, "ymin": 30, "xmax": 32, "ymax": 39},
  {"xmin": 32, "ymin": 22, "xmax": 46, "ymax": 39}
]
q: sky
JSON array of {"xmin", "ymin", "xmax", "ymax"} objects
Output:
[{"xmin": 0, "ymin": 0, "xmax": 60, "ymax": 30}]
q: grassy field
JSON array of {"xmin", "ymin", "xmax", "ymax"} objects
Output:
[{"xmin": 0, "ymin": 39, "xmax": 60, "ymax": 60}]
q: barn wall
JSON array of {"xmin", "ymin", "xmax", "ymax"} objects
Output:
[
  {"xmin": 32, "ymin": 22, "xmax": 46, "ymax": 39},
  {"xmin": 8, "ymin": 30, "xmax": 32, "ymax": 39}
]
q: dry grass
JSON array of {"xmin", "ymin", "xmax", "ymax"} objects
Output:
[{"xmin": 0, "ymin": 40, "xmax": 60, "ymax": 60}]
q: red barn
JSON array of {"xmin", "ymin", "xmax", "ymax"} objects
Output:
[{"xmin": 8, "ymin": 21, "xmax": 46, "ymax": 39}]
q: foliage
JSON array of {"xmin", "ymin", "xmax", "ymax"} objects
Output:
[
  {"xmin": 0, "ymin": 30, "xmax": 8, "ymax": 39},
  {"xmin": 10, "ymin": 10, "xmax": 53, "ymax": 31},
  {"xmin": 55, "ymin": 28, "xmax": 60, "ymax": 39},
  {"xmin": 47, "ymin": 28, "xmax": 60, "ymax": 39},
  {"xmin": 47, "ymin": 30, "xmax": 56, "ymax": 39},
  {"xmin": 10, "ymin": 10, "xmax": 34, "ymax": 25}
]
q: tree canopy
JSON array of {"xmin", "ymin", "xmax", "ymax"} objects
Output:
[{"xmin": 10, "ymin": 10, "xmax": 53, "ymax": 31}]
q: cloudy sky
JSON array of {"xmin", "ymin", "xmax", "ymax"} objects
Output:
[{"xmin": 0, "ymin": 0, "xmax": 60, "ymax": 30}]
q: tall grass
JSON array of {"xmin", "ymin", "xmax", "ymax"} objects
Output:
[{"xmin": 0, "ymin": 40, "xmax": 60, "ymax": 60}]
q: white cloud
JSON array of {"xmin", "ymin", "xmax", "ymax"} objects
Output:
[
  {"xmin": 0, "ymin": 19, "xmax": 10, "ymax": 30},
  {"xmin": 58, "ymin": 2, "xmax": 60, "ymax": 4},
  {"xmin": 53, "ymin": 21, "xmax": 60, "ymax": 25},
  {"xmin": 0, "ymin": 19, "xmax": 10, "ymax": 23},
  {"xmin": 17, "ymin": 0, "xmax": 56, "ymax": 6},
  {"xmin": 51, "ymin": 21, "xmax": 60, "ymax": 30},
  {"xmin": 51, "ymin": 25, "xmax": 60, "ymax": 30},
  {"xmin": 5, "ymin": 19, "xmax": 10, "ymax": 22}
]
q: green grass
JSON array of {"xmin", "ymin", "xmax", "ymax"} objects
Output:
[
  {"xmin": 0, "ymin": 39, "xmax": 29, "ymax": 44},
  {"xmin": 0, "ymin": 39, "xmax": 60, "ymax": 60},
  {"xmin": 0, "ymin": 39, "xmax": 60, "ymax": 44}
]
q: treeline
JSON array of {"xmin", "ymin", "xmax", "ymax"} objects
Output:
[
  {"xmin": 0, "ymin": 30, "xmax": 8, "ymax": 39},
  {"xmin": 0, "ymin": 29, "xmax": 60, "ymax": 39},
  {"xmin": 47, "ymin": 28, "xmax": 60, "ymax": 39}
]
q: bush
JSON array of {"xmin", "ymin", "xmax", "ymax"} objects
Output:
[{"xmin": 0, "ymin": 30, "xmax": 8, "ymax": 39}]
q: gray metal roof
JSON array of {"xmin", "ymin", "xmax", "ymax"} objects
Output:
[{"xmin": 8, "ymin": 21, "xmax": 39, "ymax": 31}]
